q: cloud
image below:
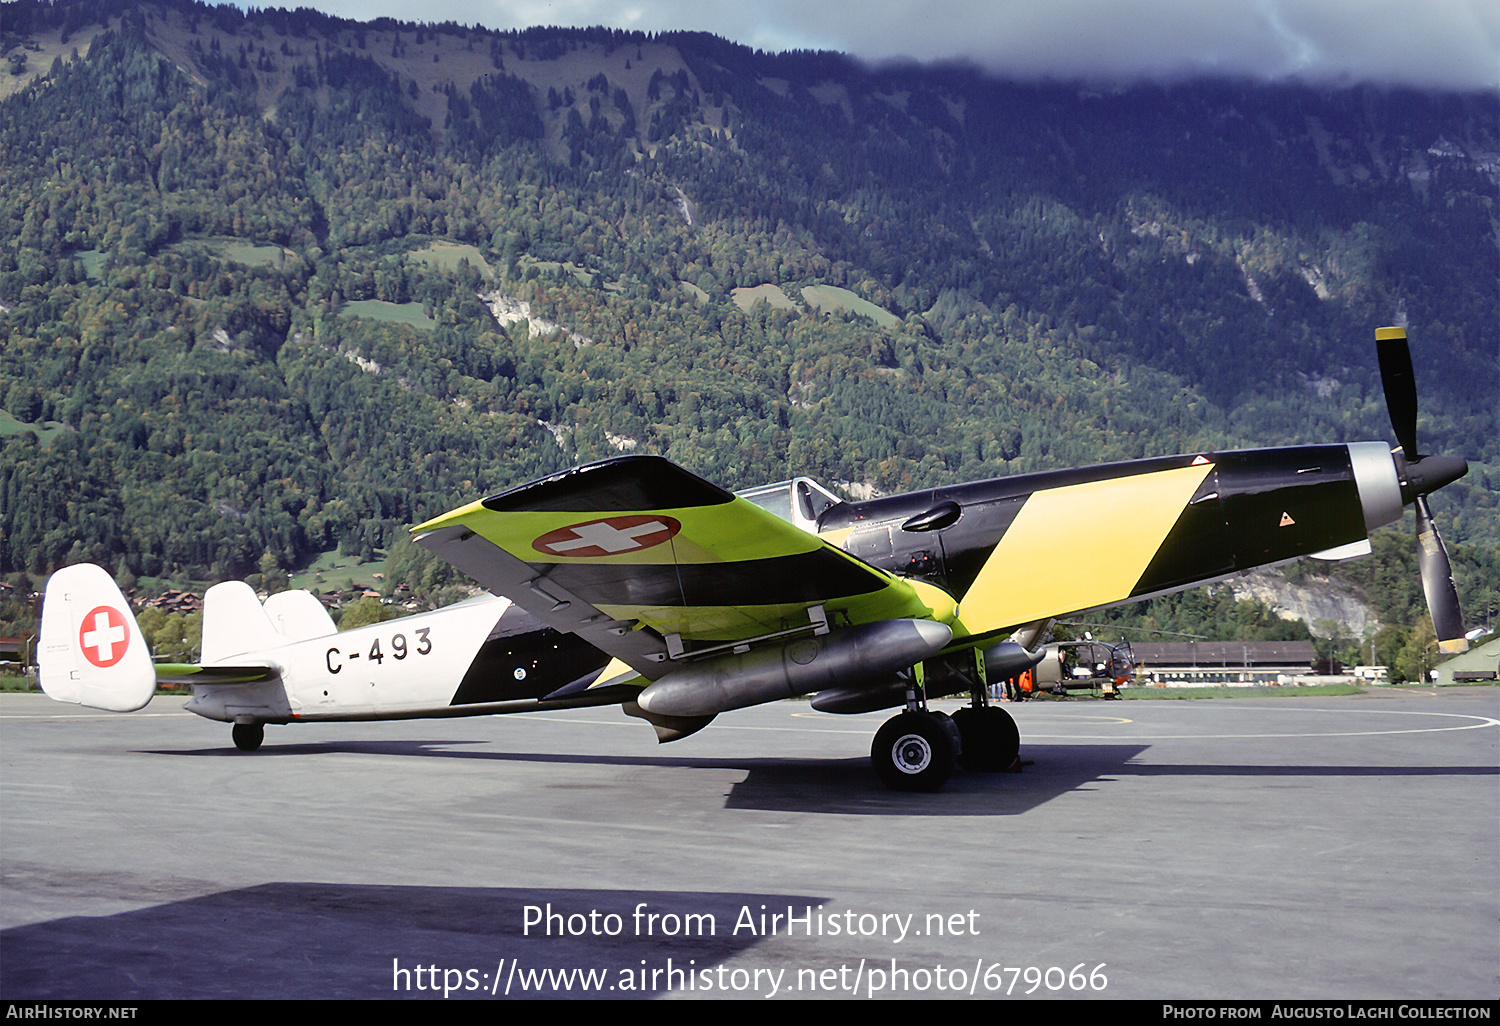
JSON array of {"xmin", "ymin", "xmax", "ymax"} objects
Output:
[{"xmin": 246, "ymin": 0, "xmax": 1500, "ymax": 89}]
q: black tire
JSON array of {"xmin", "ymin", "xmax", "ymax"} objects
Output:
[
  {"xmin": 952, "ymin": 706, "xmax": 1020, "ymax": 772},
  {"xmin": 871, "ymin": 711, "xmax": 957, "ymax": 791},
  {"xmin": 232, "ymin": 722, "xmax": 264, "ymax": 752}
]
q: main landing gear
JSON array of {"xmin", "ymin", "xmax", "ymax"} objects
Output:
[
  {"xmin": 951, "ymin": 704, "xmax": 1020, "ymax": 772},
  {"xmin": 870, "ymin": 680, "xmax": 1019, "ymax": 791},
  {"xmin": 872, "ymin": 709, "xmax": 960, "ymax": 791},
  {"xmin": 232, "ymin": 722, "xmax": 264, "ymax": 751}
]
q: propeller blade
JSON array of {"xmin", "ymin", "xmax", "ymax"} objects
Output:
[
  {"xmin": 1414, "ymin": 496, "xmax": 1468, "ymax": 654},
  {"xmin": 1376, "ymin": 329, "xmax": 1468, "ymax": 656},
  {"xmin": 1376, "ymin": 326, "xmax": 1420, "ymax": 458}
]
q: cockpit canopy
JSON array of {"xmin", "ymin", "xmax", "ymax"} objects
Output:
[{"xmin": 736, "ymin": 477, "xmax": 844, "ymax": 534}]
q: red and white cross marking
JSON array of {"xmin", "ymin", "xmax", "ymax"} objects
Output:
[
  {"xmin": 533, "ymin": 515, "xmax": 681, "ymax": 558},
  {"xmin": 79, "ymin": 605, "xmax": 130, "ymax": 668}
]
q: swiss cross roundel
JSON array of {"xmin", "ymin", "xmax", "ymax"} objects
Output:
[
  {"xmin": 532, "ymin": 515, "xmax": 681, "ymax": 558},
  {"xmin": 78, "ymin": 605, "xmax": 131, "ymax": 668}
]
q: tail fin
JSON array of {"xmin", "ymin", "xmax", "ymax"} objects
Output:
[
  {"xmin": 38, "ymin": 564, "xmax": 156, "ymax": 712},
  {"xmin": 200, "ymin": 581, "xmax": 286, "ymax": 663},
  {"xmin": 262, "ymin": 589, "xmax": 337, "ymax": 641}
]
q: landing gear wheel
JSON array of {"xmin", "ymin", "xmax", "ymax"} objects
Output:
[
  {"xmin": 872, "ymin": 711, "xmax": 957, "ymax": 791},
  {"xmin": 952, "ymin": 706, "xmax": 1020, "ymax": 772},
  {"xmin": 232, "ymin": 722, "xmax": 264, "ymax": 752}
]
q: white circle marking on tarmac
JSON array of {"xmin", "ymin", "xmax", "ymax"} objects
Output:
[{"xmin": 1015, "ymin": 706, "xmax": 1499, "ymax": 740}]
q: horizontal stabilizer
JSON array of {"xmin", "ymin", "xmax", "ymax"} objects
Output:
[{"xmin": 153, "ymin": 663, "xmax": 279, "ymax": 685}]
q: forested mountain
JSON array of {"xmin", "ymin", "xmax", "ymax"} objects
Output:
[{"xmin": 1, "ymin": 0, "xmax": 1496, "ymax": 663}]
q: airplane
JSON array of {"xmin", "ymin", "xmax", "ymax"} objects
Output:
[{"xmin": 36, "ymin": 327, "xmax": 1470, "ymax": 790}]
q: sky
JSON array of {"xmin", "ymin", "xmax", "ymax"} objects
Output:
[{"xmin": 241, "ymin": 0, "xmax": 1500, "ymax": 90}]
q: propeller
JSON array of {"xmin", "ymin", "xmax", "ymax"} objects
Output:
[{"xmin": 1375, "ymin": 326, "xmax": 1469, "ymax": 654}]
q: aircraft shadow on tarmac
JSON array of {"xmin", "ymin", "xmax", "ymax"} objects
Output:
[
  {"xmin": 137, "ymin": 737, "xmax": 1498, "ymax": 815},
  {"xmin": 0, "ymin": 883, "xmax": 826, "ymax": 999},
  {"xmin": 138, "ymin": 739, "xmax": 1159, "ymax": 815}
]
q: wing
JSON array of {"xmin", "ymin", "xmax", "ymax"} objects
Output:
[{"xmin": 413, "ymin": 456, "xmax": 955, "ymax": 680}]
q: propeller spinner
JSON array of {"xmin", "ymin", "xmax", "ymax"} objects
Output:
[{"xmin": 1375, "ymin": 326, "xmax": 1469, "ymax": 654}]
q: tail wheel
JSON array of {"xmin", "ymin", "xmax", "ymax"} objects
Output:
[
  {"xmin": 952, "ymin": 706, "xmax": 1020, "ymax": 772},
  {"xmin": 872, "ymin": 711, "xmax": 957, "ymax": 791},
  {"xmin": 232, "ymin": 722, "xmax": 264, "ymax": 752}
]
